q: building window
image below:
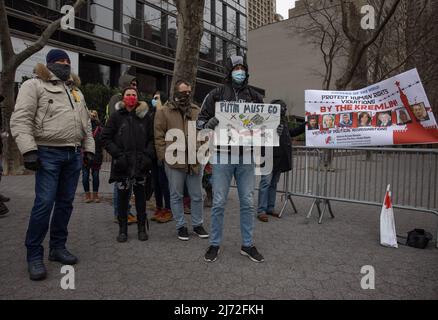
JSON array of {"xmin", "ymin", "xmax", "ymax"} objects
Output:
[
  {"xmin": 147, "ymin": 0, "xmax": 161, "ymax": 7},
  {"xmin": 123, "ymin": 0, "xmax": 136, "ymax": 18},
  {"xmin": 215, "ymin": 37, "xmax": 224, "ymax": 64},
  {"xmin": 225, "ymin": 42, "xmax": 237, "ymax": 58},
  {"xmin": 168, "ymin": 15, "xmax": 177, "ymax": 49},
  {"xmin": 142, "ymin": 4, "xmax": 162, "ymax": 44},
  {"xmin": 215, "ymin": 0, "xmax": 223, "ymax": 29},
  {"xmin": 122, "ymin": 15, "xmax": 140, "ymax": 39},
  {"xmin": 79, "ymin": 58, "xmax": 111, "ymax": 87},
  {"xmin": 226, "ymin": 6, "xmax": 237, "ymax": 36},
  {"xmin": 239, "ymin": 14, "xmax": 247, "ymax": 41},
  {"xmin": 113, "ymin": 0, "xmax": 122, "ymax": 31},
  {"xmin": 200, "ymin": 32, "xmax": 213, "ymax": 61},
  {"xmin": 89, "ymin": 3, "xmax": 113, "ymax": 29},
  {"xmin": 204, "ymin": 0, "xmax": 211, "ymax": 23},
  {"xmin": 91, "ymin": 0, "xmax": 114, "ymax": 9}
]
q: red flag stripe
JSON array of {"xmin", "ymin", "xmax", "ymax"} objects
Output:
[{"xmin": 384, "ymin": 191, "xmax": 392, "ymax": 209}]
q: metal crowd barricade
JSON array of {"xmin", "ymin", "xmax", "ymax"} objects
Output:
[{"xmin": 279, "ymin": 146, "xmax": 438, "ymax": 248}]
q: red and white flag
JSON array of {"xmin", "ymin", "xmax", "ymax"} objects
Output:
[{"xmin": 380, "ymin": 185, "xmax": 398, "ymax": 248}]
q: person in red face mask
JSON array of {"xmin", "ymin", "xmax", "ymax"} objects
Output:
[{"xmin": 101, "ymin": 87, "xmax": 155, "ymax": 243}]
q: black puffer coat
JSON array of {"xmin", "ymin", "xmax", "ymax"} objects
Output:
[
  {"xmin": 274, "ymin": 119, "xmax": 306, "ymax": 172},
  {"xmin": 102, "ymin": 101, "xmax": 154, "ymax": 183}
]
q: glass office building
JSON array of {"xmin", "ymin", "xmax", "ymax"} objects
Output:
[{"xmin": 4, "ymin": 0, "xmax": 252, "ymax": 102}]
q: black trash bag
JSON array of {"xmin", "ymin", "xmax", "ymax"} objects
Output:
[
  {"xmin": 406, "ymin": 229, "xmax": 433, "ymax": 249},
  {"xmin": 0, "ymin": 202, "xmax": 9, "ymax": 216}
]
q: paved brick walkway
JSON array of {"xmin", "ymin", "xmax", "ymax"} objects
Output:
[{"xmin": 0, "ymin": 167, "xmax": 437, "ymax": 300}]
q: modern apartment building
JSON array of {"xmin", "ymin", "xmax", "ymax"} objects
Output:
[
  {"xmin": 248, "ymin": 0, "xmax": 276, "ymax": 30},
  {"xmin": 3, "ymin": 0, "xmax": 251, "ymax": 102}
]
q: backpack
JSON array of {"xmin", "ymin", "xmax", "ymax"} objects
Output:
[{"xmin": 406, "ymin": 229, "xmax": 433, "ymax": 249}]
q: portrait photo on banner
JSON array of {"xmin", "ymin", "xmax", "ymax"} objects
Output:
[
  {"xmin": 376, "ymin": 111, "xmax": 393, "ymax": 127},
  {"xmin": 358, "ymin": 111, "xmax": 372, "ymax": 127},
  {"xmin": 338, "ymin": 113, "xmax": 354, "ymax": 128},
  {"xmin": 395, "ymin": 107, "xmax": 412, "ymax": 125},
  {"xmin": 322, "ymin": 114, "xmax": 335, "ymax": 129},
  {"xmin": 410, "ymin": 102, "xmax": 430, "ymax": 122}
]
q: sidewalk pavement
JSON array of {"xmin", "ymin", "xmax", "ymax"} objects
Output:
[{"xmin": 0, "ymin": 168, "xmax": 437, "ymax": 300}]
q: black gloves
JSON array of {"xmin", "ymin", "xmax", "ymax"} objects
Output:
[
  {"xmin": 83, "ymin": 152, "xmax": 95, "ymax": 166},
  {"xmin": 277, "ymin": 124, "xmax": 284, "ymax": 136},
  {"xmin": 23, "ymin": 151, "xmax": 40, "ymax": 171},
  {"xmin": 205, "ymin": 117, "xmax": 219, "ymax": 130}
]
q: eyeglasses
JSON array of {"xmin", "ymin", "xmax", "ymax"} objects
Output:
[{"xmin": 153, "ymin": 96, "xmax": 160, "ymax": 100}]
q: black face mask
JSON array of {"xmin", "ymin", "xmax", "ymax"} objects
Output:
[
  {"xmin": 47, "ymin": 63, "xmax": 71, "ymax": 82},
  {"xmin": 175, "ymin": 91, "xmax": 191, "ymax": 107}
]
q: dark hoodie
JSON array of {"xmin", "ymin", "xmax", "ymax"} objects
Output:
[
  {"xmin": 197, "ymin": 56, "xmax": 263, "ymax": 131},
  {"xmin": 196, "ymin": 56, "xmax": 264, "ymax": 155},
  {"xmin": 106, "ymin": 74, "xmax": 137, "ymax": 121}
]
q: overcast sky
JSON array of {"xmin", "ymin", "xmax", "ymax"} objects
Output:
[{"xmin": 276, "ymin": 0, "xmax": 296, "ymax": 18}]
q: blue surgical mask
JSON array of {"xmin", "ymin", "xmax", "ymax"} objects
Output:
[
  {"xmin": 151, "ymin": 99, "xmax": 158, "ymax": 108},
  {"xmin": 232, "ymin": 70, "xmax": 246, "ymax": 84}
]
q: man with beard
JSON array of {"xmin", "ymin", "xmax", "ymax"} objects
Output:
[{"xmin": 154, "ymin": 80, "xmax": 209, "ymax": 241}]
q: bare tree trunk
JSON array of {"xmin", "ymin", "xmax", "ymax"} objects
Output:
[
  {"xmin": 0, "ymin": 0, "xmax": 86, "ymax": 175},
  {"xmin": 336, "ymin": 0, "xmax": 401, "ymax": 90},
  {"xmin": 171, "ymin": 0, "xmax": 205, "ymax": 98}
]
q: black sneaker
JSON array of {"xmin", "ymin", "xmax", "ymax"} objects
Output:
[
  {"xmin": 178, "ymin": 226, "xmax": 189, "ymax": 241},
  {"xmin": 48, "ymin": 248, "xmax": 78, "ymax": 265},
  {"xmin": 193, "ymin": 225, "xmax": 209, "ymax": 238},
  {"xmin": 204, "ymin": 245, "xmax": 220, "ymax": 262},
  {"xmin": 28, "ymin": 260, "xmax": 47, "ymax": 281},
  {"xmin": 240, "ymin": 246, "xmax": 265, "ymax": 263}
]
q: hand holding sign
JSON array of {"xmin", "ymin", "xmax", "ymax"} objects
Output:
[
  {"xmin": 214, "ymin": 102, "xmax": 281, "ymax": 146},
  {"xmin": 205, "ymin": 117, "xmax": 219, "ymax": 130}
]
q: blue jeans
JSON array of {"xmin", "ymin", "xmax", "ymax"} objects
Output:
[
  {"xmin": 164, "ymin": 164, "xmax": 203, "ymax": 230},
  {"xmin": 82, "ymin": 166, "xmax": 100, "ymax": 192},
  {"xmin": 210, "ymin": 159, "xmax": 255, "ymax": 247},
  {"xmin": 113, "ymin": 183, "xmax": 133, "ymax": 217},
  {"xmin": 257, "ymin": 170, "xmax": 282, "ymax": 214},
  {"xmin": 25, "ymin": 146, "xmax": 81, "ymax": 262},
  {"xmin": 152, "ymin": 162, "xmax": 170, "ymax": 209}
]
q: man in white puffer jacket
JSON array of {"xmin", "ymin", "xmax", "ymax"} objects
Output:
[{"xmin": 10, "ymin": 49, "xmax": 94, "ymax": 281}]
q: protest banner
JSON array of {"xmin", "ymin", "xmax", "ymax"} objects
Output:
[
  {"xmin": 305, "ymin": 69, "xmax": 438, "ymax": 147},
  {"xmin": 214, "ymin": 102, "xmax": 281, "ymax": 146}
]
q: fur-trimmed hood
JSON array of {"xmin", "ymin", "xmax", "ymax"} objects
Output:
[
  {"xmin": 115, "ymin": 100, "xmax": 149, "ymax": 119},
  {"xmin": 34, "ymin": 63, "xmax": 81, "ymax": 87}
]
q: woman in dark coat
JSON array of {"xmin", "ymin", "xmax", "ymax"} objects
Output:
[
  {"xmin": 101, "ymin": 87, "xmax": 154, "ymax": 242},
  {"xmin": 82, "ymin": 110, "xmax": 104, "ymax": 203},
  {"xmin": 257, "ymin": 99, "xmax": 306, "ymax": 222}
]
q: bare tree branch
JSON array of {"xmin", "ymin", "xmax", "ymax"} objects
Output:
[
  {"xmin": 0, "ymin": 0, "xmax": 14, "ymax": 68},
  {"xmin": 14, "ymin": 0, "xmax": 86, "ymax": 68},
  {"xmin": 340, "ymin": 0, "xmax": 357, "ymax": 42}
]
